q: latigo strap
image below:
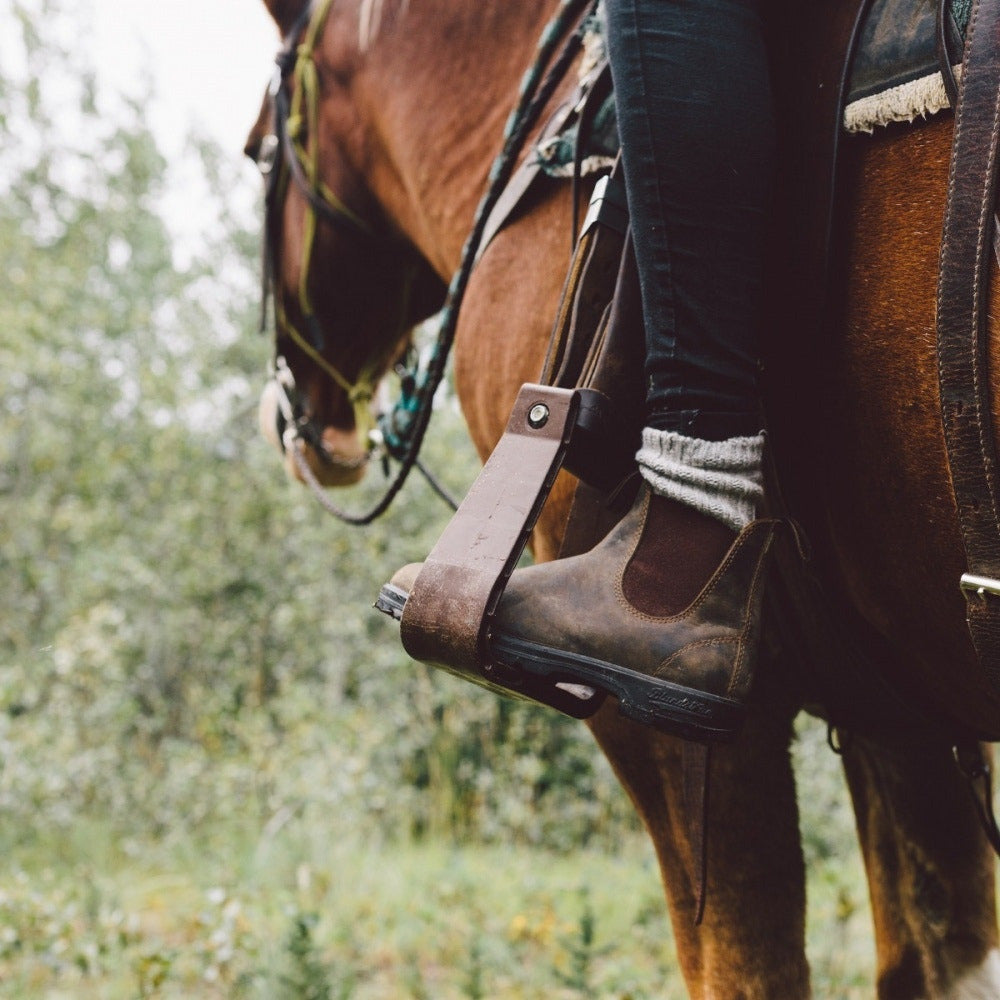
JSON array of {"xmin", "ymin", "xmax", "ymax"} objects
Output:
[{"xmin": 936, "ymin": 0, "xmax": 1000, "ymax": 690}]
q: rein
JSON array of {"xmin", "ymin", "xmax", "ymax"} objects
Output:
[{"xmin": 258, "ymin": 0, "xmax": 597, "ymax": 526}]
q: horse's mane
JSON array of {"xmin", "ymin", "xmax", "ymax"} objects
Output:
[{"xmin": 265, "ymin": 0, "xmax": 306, "ymax": 36}]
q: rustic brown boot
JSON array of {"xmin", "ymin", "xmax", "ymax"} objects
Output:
[
  {"xmin": 382, "ymin": 484, "xmax": 777, "ymax": 742},
  {"xmin": 488, "ymin": 485, "xmax": 775, "ymax": 740}
]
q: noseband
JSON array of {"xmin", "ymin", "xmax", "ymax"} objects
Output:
[{"xmin": 258, "ymin": 0, "xmax": 380, "ymax": 448}]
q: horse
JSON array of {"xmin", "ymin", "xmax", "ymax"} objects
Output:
[{"xmin": 246, "ymin": 0, "xmax": 1000, "ymax": 995}]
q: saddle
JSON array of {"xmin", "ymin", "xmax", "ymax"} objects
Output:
[{"xmin": 380, "ymin": 0, "xmax": 1000, "ymax": 744}]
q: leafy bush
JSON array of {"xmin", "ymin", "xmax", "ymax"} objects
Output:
[{"xmin": 0, "ymin": 0, "xmax": 636, "ymax": 857}]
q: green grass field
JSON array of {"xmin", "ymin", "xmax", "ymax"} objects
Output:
[
  {"xmin": 0, "ymin": 834, "xmax": 874, "ymax": 1000},
  {"xmin": 0, "ymin": 718, "xmax": 876, "ymax": 1000}
]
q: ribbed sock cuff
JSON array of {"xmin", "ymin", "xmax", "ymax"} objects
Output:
[{"xmin": 636, "ymin": 428, "xmax": 765, "ymax": 531}]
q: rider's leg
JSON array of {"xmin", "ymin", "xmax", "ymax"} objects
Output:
[
  {"xmin": 607, "ymin": 0, "xmax": 774, "ymax": 533},
  {"xmin": 386, "ymin": 0, "xmax": 777, "ymax": 740},
  {"xmin": 610, "ymin": 0, "xmax": 774, "ymax": 444}
]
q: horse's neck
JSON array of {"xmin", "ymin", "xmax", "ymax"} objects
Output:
[{"xmin": 350, "ymin": 0, "xmax": 559, "ymax": 278}]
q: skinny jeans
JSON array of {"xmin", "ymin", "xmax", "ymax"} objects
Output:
[{"xmin": 604, "ymin": 0, "xmax": 775, "ymax": 441}]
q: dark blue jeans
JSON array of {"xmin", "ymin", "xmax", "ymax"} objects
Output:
[{"xmin": 605, "ymin": 0, "xmax": 775, "ymax": 441}]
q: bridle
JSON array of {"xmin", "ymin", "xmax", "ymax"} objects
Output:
[
  {"xmin": 257, "ymin": 0, "xmax": 381, "ymax": 454},
  {"xmin": 253, "ymin": 0, "xmax": 597, "ymax": 524}
]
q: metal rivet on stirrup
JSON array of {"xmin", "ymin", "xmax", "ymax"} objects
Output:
[{"xmin": 527, "ymin": 403, "xmax": 550, "ymax": 428}]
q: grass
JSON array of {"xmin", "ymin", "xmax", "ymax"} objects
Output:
[
  {"xmin": 0, "ymin": 810, "xmax": 874, "ymax": 999},
  {"xmin": 0, "ymin": 828, "xmax": 674, "ymax": 999},
  {"xmin": 0, "ymin": 710, "xmax": 876, "ymax": 999}
]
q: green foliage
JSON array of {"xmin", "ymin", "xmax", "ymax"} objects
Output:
[
  {"xmin": 0, "ymin": 2, "xmax": 879, "ymax": 996},
  {"xmin": 0, "ymin": 830, "xmax": 876, "ymax": 999},
  {"xmin": 554, "ymin": 888, "xmax": 611, "ymax": 994},
  {"xmin": 0, "ymin": 0, "xmax": 635, "ymax": 864},
  {"xmin": 268, "ymin": 910, "xmax": 353, "ymax": 1000}
]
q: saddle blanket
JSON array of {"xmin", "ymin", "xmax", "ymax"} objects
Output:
[{"xmin": 844, "ymin": 0, "xmax": 970, "ymax": 132}]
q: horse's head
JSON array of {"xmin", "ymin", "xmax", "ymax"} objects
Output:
[{"xmin": 249, "ymin": 0, "xmax": 445, "ymax": 486}]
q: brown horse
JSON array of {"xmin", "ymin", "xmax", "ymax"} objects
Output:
[{"xmin": 247, "ymin": 0, "xmax": 1000, "ymax": 995}]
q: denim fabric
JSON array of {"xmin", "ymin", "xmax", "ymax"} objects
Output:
[{"xmin": 605, "ymin": 0, "xmax": 775, "ymax": 440}]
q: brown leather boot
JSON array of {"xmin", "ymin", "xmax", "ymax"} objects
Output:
[{"xmin": 381, "ymin": 484, "xmax": 777, "ymax": 742}]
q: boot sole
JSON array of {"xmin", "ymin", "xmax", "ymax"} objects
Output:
[
  {"xmin": 490, "ymin": 632, "xmax": 742, "ymax": 742},
  {"xmin": 376, "ymin": 584, "xmax": 743, "ymax": 742},
  {"xmin": 375, "ymin": 584, "xmax": 605, "ymax": 718}
]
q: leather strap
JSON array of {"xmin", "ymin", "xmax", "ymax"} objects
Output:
[
  {"xmin": 936, "ymin": 0, "xmax": 1000, "ymax": 690},
  {"xmin": 938, "ymin": 0, "xmax": 1000, "ymax": 269},
  {"xmin": 400, "ymin": 384, "xmax": 602, "ymax": 715},
  {"xmin": 954, "ymin": 741, "xmax": 1000, "ymax": 854},
  {"xmin": 476, "ymin": 152, "xmax": 549, "ymax": 266},
  {"xmin": 557, "ymin": 233, "xmax": 645, "ymax": 559},
  {"xmin": 682, "ymin": 741, "xmax": 712, "ymax": 926},
  {"xmin": 543, "ymin": 163, "xmax": 628, "ymax": 387},
  {"xmin": 541, "ymin": 220, "xmax": 606, "ymax": 383},
  {"xmin": 936, "ymin": 0, "xmax": 961, "ymax": 108},
  {"xmin": 477, "ymin": 62, "xmax": 613, "ymax": 263}
]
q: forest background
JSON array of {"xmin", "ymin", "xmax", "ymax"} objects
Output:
[{"xmin": 2, "ymin": 0, "xmax": 875, "ymax": 996}]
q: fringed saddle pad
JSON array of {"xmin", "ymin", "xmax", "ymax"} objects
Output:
[
  {"xmin": 844, "ymin": 0, "xmax": 971, "ymax": 132},
  {"xmin": 534, "ymin": 7, "xmax": 618, "ymax": 178}
]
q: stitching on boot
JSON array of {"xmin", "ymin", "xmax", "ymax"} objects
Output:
[{"xmin": 725, "ymin": 524, "xmax": 775, "ymax": 696}]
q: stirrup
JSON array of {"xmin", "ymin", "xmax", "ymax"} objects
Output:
[{"xmin": 374, "ymin": 382, "xmax": 633, "ymax": 718}]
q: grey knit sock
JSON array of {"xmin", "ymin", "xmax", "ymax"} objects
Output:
[{"xmin": 636, "ymin": 428, "xmax": 765, "ymax": 531}]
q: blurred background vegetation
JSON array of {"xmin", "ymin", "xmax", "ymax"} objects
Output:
[{"xmin": 1, "ymin": 1, "xmax": 874, "ymax": 996}]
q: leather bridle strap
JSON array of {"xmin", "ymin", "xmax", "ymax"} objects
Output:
[
  {"xmin": 262, "ymin": 0, "xmax": 381, "ymax": 442},
  {"xmin": 936, "ymin": 0, "xmax": 1000, "ymax": 690}
]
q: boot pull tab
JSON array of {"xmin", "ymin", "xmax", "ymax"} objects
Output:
[
  {"xmin": 953, "ymin": 742, "xmax": 1000, "ymax": 856},
  {"xmin": 682, "ymin": 741, "xmax": 712, "ymax": 925}
]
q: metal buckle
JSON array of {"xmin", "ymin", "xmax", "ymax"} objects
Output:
[
  {"xmin": 580, "ymin": 170, "xmax": 628, "ymax": 238},
  {"xmin": 960, "ymin": 573, "xmax": 1000, "ymax": 599}
]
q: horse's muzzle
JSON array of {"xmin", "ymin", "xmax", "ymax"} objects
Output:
[{"xmin": 258, "ymin": 381, "xmax": 369, "ymax": 487}]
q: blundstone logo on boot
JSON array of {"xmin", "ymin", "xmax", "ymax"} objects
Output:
[{"xmin": 647, "ymin": 690, "xmax": 712, "ymax": 715}]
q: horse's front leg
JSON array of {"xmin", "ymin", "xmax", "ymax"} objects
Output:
[
  {"xmin": 840, "ymin": 734, "xmax": 999, "ymax": 999},
  {"xmin": 589, "ymin": 664, "xmax": 808, "ymax": 999}
]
